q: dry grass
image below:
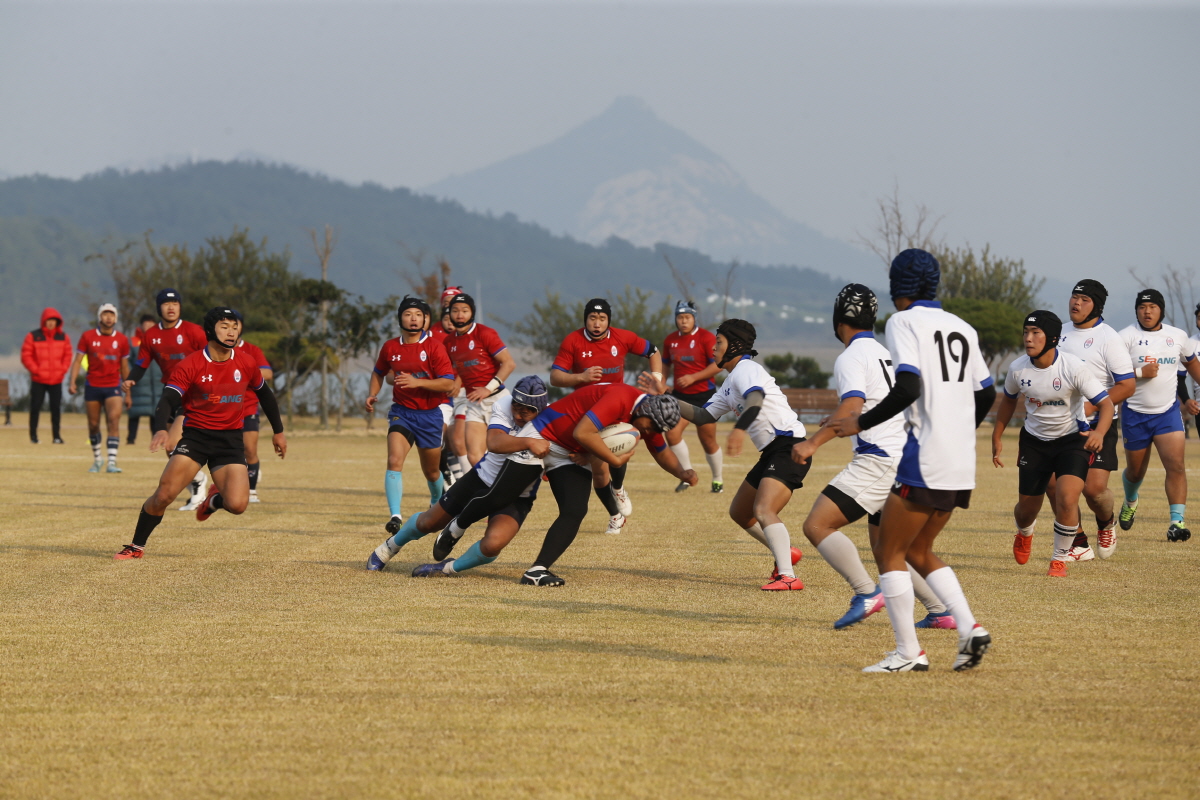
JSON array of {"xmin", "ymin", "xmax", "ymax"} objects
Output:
[{"xmin": 2, "ymin": 413, "xmax": 1199, "ymax": 799}]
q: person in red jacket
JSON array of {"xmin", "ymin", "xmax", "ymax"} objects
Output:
[{"xmin": 21, "ymin": 307, "xmax": 73, "ymax": 444}]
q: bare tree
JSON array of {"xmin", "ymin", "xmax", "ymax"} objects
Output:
[
  {"xmin": 306, "ymin": 224, "xmax": 337, "ymax": 429},
  {"xmin": 662, "ymin": 253, "xmax": 696, "ymax": 304},
  {"xmin": 856, "ymin": 182, "xmax": 946, "ymax": 267},
  {"xmin": 1130, "ymin": 263, "xmax": 1199, "ymax": 328},
  {"xmin": 708, "ymin": 260, "xmax": 739, "ymax": 322},
  {"xmin": 397, "ymin": 242, "xmax": 453, "ymax": 308}
]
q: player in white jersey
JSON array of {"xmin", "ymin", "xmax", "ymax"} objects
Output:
[
  {"xmin": 1188, "ymin": 302, "xmax": 1200, "ymax": 420},
  {"xmin": 366, "ymin": 376, "xmax": 550, "ymax": 575},
  {"xmin": 992, "ymin": 311, "xmax": 1114, "ymax": 577},
  {"xmin": 1049, "ymin": 280, "xmax": 1135, "ymax": 560},
  {"xmin": 792, "ymin": 284, "xmax": 955, "ymax": 630},
  {"xmin": 832, "ymin": 249, "xmax": 996, "ymax": 673},
  {"xmin": 1117, "ymin": 289, "xmax": 1200, "ymax": 542},
  {"xmin": 675, "ymin": 319, "xmax": 809, "ymax": 591}
]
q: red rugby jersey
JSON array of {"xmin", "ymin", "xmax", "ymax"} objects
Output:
[
  {"xmin": 136, "ymin": 320, "xmax": 208, "ymax": 383},
  {"xmin": 236, "ymin": 339, "xmax": 272, "ymax": 417},
  {"xmin": 445, "ymin": 323, "xmax": 507, "ymax": 389},
  {"xmin": 168, "ymin": 347, "xmax": 266, "ymax": 431},
  {"xmin": 533, "ymin": 384, "xmax": 666, "ymax": 454},
  {"xmin": 430, "ymin": 326, "xmax": 451, "ymax": 347},
  {"xmin": 373, "ymin": 332, "xmax": 456, "ymax": 411},
  {"xmin": 664, "ymin": 327, "xmax": 717, "ymax": 395},
  {"xmin": 551, "ymin": 327, "xmax": 653, "ymax": 385},
  {"xmin": 77, "ymin": 329, "xmax": 131, "ymax": 388}
]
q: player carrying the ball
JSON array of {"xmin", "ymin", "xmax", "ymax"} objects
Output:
[
  {"xmin": 68, "ymin": 303, "xmax": 131, "ymax": 473},
  {"xmin": 113, "ymin": 307, "xmax": 286, "ymax": 559},
  {"xmin": 662, "ymin": 300, "xmax": 724, "ymax": 493}
]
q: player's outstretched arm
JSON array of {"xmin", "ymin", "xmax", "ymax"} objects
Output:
[
  {"xmin": 991, "ymin": 392, "xmax": 1019, "ymax": 468},
  {"xmin": 834, "ymin": 372, "xmax": 920, "ymax": 438},
  {"xmin": 793, "ymin": 396, "xmax": 864, "ymax": 464},
  {"xmin": 550, "ymin": 367, "xmax": 602, "ymax": 388},
  {"xmin": 649, "ymin": 442, "xmax": 698, "ymax": 486},
  {"xmin": 677, "ymin": 400, "xmax": 718, "ymax": 426}
]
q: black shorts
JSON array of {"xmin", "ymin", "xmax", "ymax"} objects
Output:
[
  {"xmin": 673, "ymin": 387, "xmax": 716, "ymax": 410},
  {"xmin": 243, "ymin": 414, "xmax": 259, "ymax": 432},
  {"xmin": 1088, "ymin": 423, "xmax": 1120, "ymax": 472},
  {"xmin": 1017, "ymin": 427, "xmax": 1092, "ymax": 496},
  {"xmin": 892, "ymin": 482, "xmax": 972, "ymax": 513},
  {"xmin": 171, "ymin": 427, "xmax": 246, "ymax": 470},
  {"xmin": 745, "ymin": 436, "xmax": 811, "ymax": 492},
  {"xmin": 821, "ymin": 484, "xmax": 881, "ymax": 527},
  {"xmin": 438, "ymin": 460, "xmax": 543, "ymax": 529}
]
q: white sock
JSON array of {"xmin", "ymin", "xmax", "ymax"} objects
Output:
[
  {"xmin": 924, "ymin": 566, "xmax": 977, "ymax": 636},
  {"xmin": 879, "ymin": 570, "xmax": 921, "ymax": 660},
  {"xmin": 761, "ymin": 523, "xmax": 795, "ymax": 578},
  {"xmin": 1053, "ymin": 521, "xmax": 1075, "ymax": 560},
  {"xmin": 449, "ymin": 519, "xmax": 466, "ymax": 540},
  {"xmin": 1018, "ymin": 520, "xmax": 1036, "ymax": 537},
  {"xmin": 705, "ymin": 449, "xmax": 723, "ymax": 482},
  {"xmin": 743, "ymin": 523, "xmax": 769, "ymax": 548},
  {"xmin": 815, "ymin": 531, "xmax": 875, "ymax": 595},
  {"xmin": 669, "ymin": 442, "xmax": 692, "ymax": 471},
  {"xmin": 457, "ymin": 455, "xmax": 472, "ymax": 474},
  {"xmin": 908, "ymin": 564, "xmax": 946, "ymax": 614}
]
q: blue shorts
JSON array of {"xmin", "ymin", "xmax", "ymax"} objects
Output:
[
  {"xmin": 1121, "ymin": 399, "xmax": 1184, "ymax": 451},
  {"xmin": 387, "ymin": 404, "xmax": 444, "ymax": 450},
  {"xmin": 84, "ymin": 385, "xmax": 123, "ymax": 403}
]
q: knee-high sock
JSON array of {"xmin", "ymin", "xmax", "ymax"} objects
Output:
[
  {"xmin": 610, "ymin": 463, "xmax": 627, "ymax": 491},
  {"xmin": 427, "ymin": 476, "xmax": 445, "ymax": 506},
  {"xmin": 106, "ymin": 437, "xmax": 119, "ymax": 463},
  {"xmin": 762, "ymin": 523, "xmax": 795, "ymax": 578},
  {"xmin": 457, "ymin": 455, "xmax": 472, "ymax": 474},
  {"xmin": 816, "ymin": 531, "xmax": 875, "ymax": 595},
  {"xmin": 247, "ymin": 462, "xmax": 260, "ymax": 490},
  {"xmin": 879, "ymin": 570, "xmax": 921, "ymax": 660},
  {"xmin": 1052, "ymin": 521, "xmax": 1076, "ymax": 561},
  {"xmin": 669, "ymin": 442, "xmax": 692, "ymax": 472},
  {"xmin": 705, "ymin": 449, "xmax": 723, "ymax": 482},
  {"xmin": 594, "ymin": 482, "xmax": 621, "ymax": 516},
  {"xmin": 908, "ymin": 564, "xmax": 947, "ymax": 614},
  {"xmin": 447, "ymin": 540, "xmax": 497, "ymax": 574},
  {"xmin": 924, "ymin": 566, "xmax": 977, "ymax": 635},
  {"xmin": 90, "ymin": 432, "xmax": 102, "ymax": 462},
  {"xmin": 743, "ymin": 523, "xmax": 769, "ymax": 548},
  {"xmin": 1170, "ymin": 504, "xmax": 1186, "ymax": 525},
  {"xmin": 132, "ymin": 507, "xmax": 163, "ymax": 548},
  {"xmin": 385, "ymin": 470, "xmax": 403, "ymax": 517},
  {"xmin": 1122, "ymin": 471, "xmax": 1143, "ymax": 504}
]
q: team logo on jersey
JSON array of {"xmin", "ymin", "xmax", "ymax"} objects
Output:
[
  {"xmin": 689, "ymin": 339, "xmax": 694, "ymax": 349},
  {"xmin": 420, "ymin": 351, "xmax": 428, "ymax": 362},
  {"xmin": 1053, "ymin": 378, "xmax": 1062, "ymax": 391},
  {"xmin": 176, "ymin": 334, "xmax": 183, "ymax": 345},
  {"xmin": 234, "ymin": 369, "xmax": 242, "ymax": 382},
  {"xmin": 610, "ymin": 345, "xmax": 618, "ymax": 357},
  {"xmin": 200, "ymin": 374, "xmax": 213, "ymax": 383},
  {"xmin": 152, "ymin": 337, "xmax": 161, "ymax": 345},
  {"xmin": 1138, "ymin": 339, "xmax": 1149, "ymax": 346},
  {"xmin": 1084, "ymin": 338, "xmax": 1094, "ymax": 348},
  {"xmin": 469, "ymin": 340, "xmax": 475, "ymax": 351},
  {"xmin": 112, "ymin": 340, "xmax": 118, "ymax": 349},
  {"xmin": 1168, "ymin": 337, "xmax": 1175, "ymax": 346},
  {"xmin": 1020, "ymin": 378, "xmax": 1032, "ymax": 387}
]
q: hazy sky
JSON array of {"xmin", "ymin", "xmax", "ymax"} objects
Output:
[{"xmin": 2, "ymin": 1, "xmax": 1198, "ymax": 295}]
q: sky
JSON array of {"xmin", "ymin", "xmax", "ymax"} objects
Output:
[{"xmin": 2, "ymin": 1, "xmax": 1198, "ymax": 300}]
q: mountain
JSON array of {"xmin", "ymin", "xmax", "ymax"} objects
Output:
[
  {"xmin": 0, "ymin": 162, "xmax": 867, "ymax": 356},
  {"xmin": 426, "ymin": 97, "xmax": 878, "ymax": 283}
]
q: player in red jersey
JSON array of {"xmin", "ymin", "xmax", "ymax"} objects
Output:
[
  {"xmin": 662, "ymin": 301, "xmax": 723, "ymax": 494},
  {"xmin": 122, "ymin": 288, "xmax": 211, "ymax": 508},
  {"xmin": 432, "ymin": 286, "xmax": 464, "ymax": 484},
  {"xmin": 113, "ymin": 307, "xmax": 287, "ymax": 560},
  {"xmin": 514, "ymin": 383, "xmax": 696, "ymax": 585},
  {"xmin": 231, "ymin": 315, "xmax": 274, "ymax": 504},
  {"xmin": 68, "ymin": 303, "xmax": 132, "ymax": 473},
  {"xmin": 446, "ymin": 292, "xmax": 516, "ymax": 465},
  {"xmin": 550, "ymin": 298, "xmax": 665, "ymax": 533},
  {"xmin": 366, "ymin": 296, "xmax": 457, "ymax": 536}
]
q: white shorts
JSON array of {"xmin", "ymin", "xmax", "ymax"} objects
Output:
[
  {"xmin": 454, "ymin": 389, "xmax": 509, "ymax": 424},
  {"xmin": 440, "ymin": 403, "xmax": 453, "ymax": 426},
  {"xmin": 827, "ymin": 454, "xmax": 901, "ymax": 516}
]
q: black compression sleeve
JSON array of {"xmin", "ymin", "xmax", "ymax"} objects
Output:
[
  {"xmin": 1178, "ymin": 374, "xmax": 1191, "ymax": 404},
  {"xmin": 858, "ymin": 371, "xmax": 921, "ymax": 430},
  {"xmin": 154, "ymin": 389, "xmax": 182, "ymax": 432},
  {"xmin": 733, "ymin": 390, "xmax": 765, "ymax": 431},
  {"xmin": 974, "ymin": 384, "xmax": 997, "ymax": 429},
  {"xmin": 126, "ymin": 363, "xmax": 147, "ymax": 384},
  {"xmin": 256, "ymin": 381, "xmax": 285, "ymax": 433}
]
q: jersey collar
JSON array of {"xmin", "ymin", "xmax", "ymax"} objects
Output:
[
  {"xmin": 1072, "ymin": 316, "xmax": 1103, "ymax": 331},
  {"xmin": 454, "ymin": 322, "xmax": 478, "ymax": 336},
  {"xmin": 159, "ymin": 320, "xmax": 182, "ymax": 330},
  {"xmin": 583, "ymin": 327, "xmax": 611, "ymax": 342},
  {"xmin": 848, "ymin": 331, "xmax": 874, "ymax": 343},
  {"xmin": 908, "ymin": 300, "xmax": 942, "ymax": 310},
  {"xmin": 94, "ymin": 328, "xmax": 116, "ymax": 337}
]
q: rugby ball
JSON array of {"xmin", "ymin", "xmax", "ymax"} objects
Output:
[{"xmin": 599, "ymin": 422, "xmax": 640, "ymax": 456}]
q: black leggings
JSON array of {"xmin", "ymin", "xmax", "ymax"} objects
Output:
[
  {"xmin": 29, "ymin": 382, "xmax": 62, "ymax": 439},
  {"xmin": 533, "ymin": 464, "xmax": 593, "ymax": 569},
  {"xmin": 453, "ymin": 460, "xmax": 544, "ymax": 530}
]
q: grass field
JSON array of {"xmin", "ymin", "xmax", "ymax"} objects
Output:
[{"xmin": 2, "ymin": 412, "xmax": 1199, "ymax": 799}]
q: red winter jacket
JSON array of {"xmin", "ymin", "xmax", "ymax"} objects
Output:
[{"xmin": 21, "ymin": 308, "xmax": 73, "ymax": 385}]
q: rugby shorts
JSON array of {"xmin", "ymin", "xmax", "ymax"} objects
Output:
[
  {"xmin": 454, "ymin": 388, "xmax": 510, "ymax": 424},
  {"xmin": 1121, "ymin": 399, "xmax": 1184, "ymax": 451},
  {"xmin": 170, "ymin": 427, "xmax": 246, "ymax": 470},
  {"xmin": 387, "ymin": 403, "xmax": 445, "ymax": 450},
  {"xmin": 1017, "ymin": 427, "xmax": 1091, "ymax": 496},
  {"xmin": 825, "ymin": 453, "xmax": 901, "ymax": 519},
  {"xmin": 84, "ymin": 385, "xmax": 123, "ymax": 403},
  {"xmin": 745, "ymin": 435, "xmax": 811, "ymax": 492},
  {"xmin": 891, "ymin": 481, "xmax": 971, "ymax": 512}
]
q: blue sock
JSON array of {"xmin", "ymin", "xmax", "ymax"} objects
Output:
[
  {"xmin": 1170, "ymin": 504, "xmax": 1185, "ymax": 525},
  {"xmin": 385, "ymin": 470, "xmax": 403, "ymax": 516},
  {"xmin": 427, "ymin": 475, "xmax": 445, "ymax": 506},
  {"xmin": 387, "ymin": 514, "xmax": 425, "ymax": 550},
  {"xmin": 1122, "ymin": 472, "xmax": 1143, "ymax": 504},
  {"xmin": 449, "ymin": 540, "xmax": 497, "ymax": 574}
]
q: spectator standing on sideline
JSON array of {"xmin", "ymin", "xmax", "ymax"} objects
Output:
[
  {"xmin": 21, "ymin": 307, "xmax": 72, "ymax": 444},
  {"xmin": 127, "ymin": 315, "xmax": 163, "ymax": 444}
]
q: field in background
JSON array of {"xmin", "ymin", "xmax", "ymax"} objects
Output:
[{"xmin": 2, "ymin": 414, "xmax": 1198, "ymax": 799}]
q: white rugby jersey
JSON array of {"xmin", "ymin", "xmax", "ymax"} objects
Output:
[
  {"xmin": 834, "ymin": 332, "xmax": 906, "ymax": 458},
  {"xmin": 885, "ymin": 301, "xmax": 993, "ymax": 491},
  {"xmin": 477, "ymin": 394, "xmax": 542, "ymax": 497},
  {"xmin": 1119, "ymin": 323, "xmax": 1196, "ymax": 415},
  {"xmin": 1003, "ymin": 351, "xmax": 1108, "ymax": 441},
  {"xmin": 705, "ymin": 358, "xmax": 806, "ymax": 451},
  {"xmin": 1057, "ymin": 319, "xmax": 1134, "ymax": 421}
]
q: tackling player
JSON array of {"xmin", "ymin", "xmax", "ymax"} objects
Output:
[
  {"xmin": 675, "ymin": 319, "xmax": 808, "ymax": 591},
  {"xmin": 662, "ymin": 301, "xmax": 723, "ymax": 493},
  {"xmin": 233, "ymin": 320, "xmax": 274, "ymax": 504},
  {"xmin": 831, "ymin": 249, "xmax": 996, "ymax": 673},
  {"xmin": 1117, "ymin": 290, "xmax": 1200, "ymax": 542},
  {"xmin": 365, "ymin": 296, "xmax": 456, "ymax": 536},
  {"xmin": 1044, "ymin": 280, "xmax": 1134, "ymax": 560},
  {"xmin": 551, "ymin": 298, "xmax": 664, "ymax": 533},
  {"xmin": 445, "ymin": 292, "xmax": 516, "ymax": 465},
  {"xmin": 792, "ymin": 285, "xmax": 954, "ymax": 629},
  {"xmin": 992, "ymin": 311, "xmax": 1114, "ymax": 577},
  {"xmin": 122, "ymin": 288, "xmax": 210, "ymax": 509},
  {"xmin": 113, "ymin": 307, "xmax": 287, "ymax": 559},
  {"xmin": 68, "ymin": 303, "xmax": 131, "ymax": 473}
]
